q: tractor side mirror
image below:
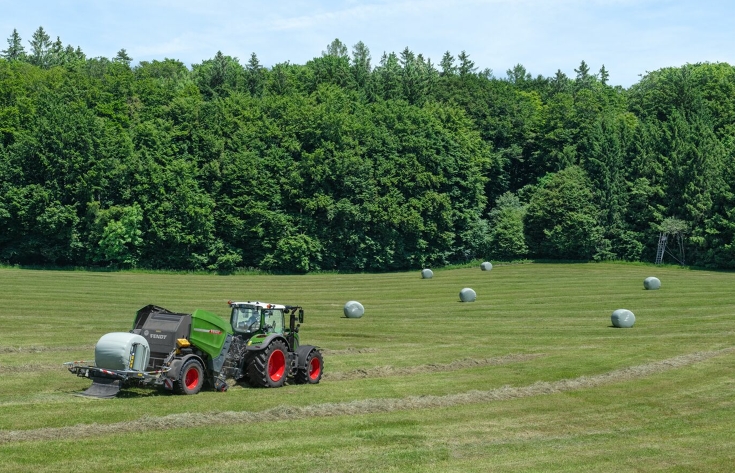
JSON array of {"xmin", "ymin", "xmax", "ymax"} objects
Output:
[{"xmin": 298, "ymin": 309, "xmax": 304, "ymax": 323}]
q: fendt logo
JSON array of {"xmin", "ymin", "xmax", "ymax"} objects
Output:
[
  {"xmin": 143, "ymin": 329, "xmax": 167, "ymax": 340},
  {"xmin": 193, "ymin": 328, "xmax": 223, "ymax": 335}
]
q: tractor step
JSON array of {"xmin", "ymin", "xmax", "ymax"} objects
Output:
[{"xmin": 78, "ymin": 377, "xmax": 122, "ymax": 398}]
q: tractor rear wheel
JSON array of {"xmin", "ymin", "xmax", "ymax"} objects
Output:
[
  {"xmin": 175, "ymin": 358, "xmax": 204, "ymax": 395},
  {"xmin": 248, "ymin": 340, "xmax": 288, "ymax": 388},
  {"xmin": 295, "ymin": 349, "xmax": 323, "ymax": 384}
]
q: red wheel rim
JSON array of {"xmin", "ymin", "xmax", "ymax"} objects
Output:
[
  {"xmin": 268, "ymin": 350, "xmax": 286, "ymax": 382},
  {"xmin": 308, "ymin": 356, "xmax": 321, "ymax": 380},
  {"xmin": 185, "ymin": 367, "xmax": 200, "ymax": 390}
]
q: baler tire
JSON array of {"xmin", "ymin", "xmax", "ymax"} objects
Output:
[
  {"xmin": 248, "ymin": 340, "xmax": 288, "ymax": 388},
  {"xmin": 175, "ymin": 359, "xmax": 204, "ymax": 395},
  {"xmin": 295, "ymin": 349, "xmax": 323, "ymax": 385}
]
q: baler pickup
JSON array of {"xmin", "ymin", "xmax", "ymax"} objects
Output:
[{"xmin": 80, "ymin": 377, "xmax": 121, "ymax": 398}]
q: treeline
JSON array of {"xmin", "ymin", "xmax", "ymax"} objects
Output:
[{"xmin": 1, "ymin": 28, "xmax": 734, "ymax": 272}]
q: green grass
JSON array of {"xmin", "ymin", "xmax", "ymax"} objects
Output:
[{"xmin": 1, "ymin": 262, "xmax": 734, "ymax": 472}]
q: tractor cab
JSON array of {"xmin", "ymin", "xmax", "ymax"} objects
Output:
[
  {"xmin": 228, "ymin": 301, "xmax": 305, "ymax": 350},
  {"xmin": 229, "ymin": 301, "xmax": 286, "ymax": 338}
]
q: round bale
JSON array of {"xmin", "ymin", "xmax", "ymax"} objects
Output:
[
  {"xmin": 480, "ymin": 262, "xmax": 493, "ymax": 271},
  {"xmin": 644, "ymin": 276, "xmax": 661, "ymax": 290},
  {"xmin": 611, "ymin": 309, "xmax": 635, "ymax": 328},
  {"xmin": 421, "ymin": 268, "xmax": 433, "ymax": 279},
  {"xmin": 459, "ymin": 288, "xmax": 476, "ymax": 302},
  {"xmin": 343, "ymin": 301, "xmax": 364, "ymax": 318}
]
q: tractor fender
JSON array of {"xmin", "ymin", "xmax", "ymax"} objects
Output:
[
  {"xmin": 166, "ymin": 353, "xmax": 206, "ymax": 382},
  {"xmin": 245, "ymin": 333, "xmax": 289, "ymax": 352},
  {"xmin": 296, "ymin": 345, "xmax": 319, "ymax": 370}
]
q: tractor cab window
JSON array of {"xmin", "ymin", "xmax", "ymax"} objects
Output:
[
  {"xmin": 263, "ymin": 309, "xmax": 284, "ymax": 334},
  {"xmin": 232, "ymin": 307, "xmax": 260, "ymax": 333}
]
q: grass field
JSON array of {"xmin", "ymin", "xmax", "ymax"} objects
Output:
[{"xmin": 1, "ymin": 262, "xmax": 734, "ymax": 472}]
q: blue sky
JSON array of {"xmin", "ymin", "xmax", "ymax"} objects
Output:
[{"xmin": 1, "ymin": 0, "xmax": 732, "ymax": 87}]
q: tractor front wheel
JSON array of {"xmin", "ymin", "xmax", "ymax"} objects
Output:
[
  {"xmin": 248, "ymin": 340, "xmax": 288, "ymax": 388},
  {"xmin": 175, "ymin": 359, "xmax": 204, "ymax": 395},
  {"xmin": 295, "ymin": 349, "xmax": 323, "ymax": 384}
]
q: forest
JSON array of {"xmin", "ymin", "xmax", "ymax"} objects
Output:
[{"xmin": 1, "ymin": 27, "xmax": 734, "ymax": 272}]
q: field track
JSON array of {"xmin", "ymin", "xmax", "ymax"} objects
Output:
[{"xmin": 1, "ymin": 348, "xmax": 729, "ymax": 445}]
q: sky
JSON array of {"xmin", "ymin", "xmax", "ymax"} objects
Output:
[{"xmin": 1, "ymin": 0, "xmax": 732, "ymax": 88}]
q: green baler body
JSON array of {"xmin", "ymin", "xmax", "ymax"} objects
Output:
[{"xmin": 189, "ymin": 309, "xmax": 233, "ymax": 358}]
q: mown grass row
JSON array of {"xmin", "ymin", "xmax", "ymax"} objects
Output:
[{"xmin": 1, "ymin": 263, "xmax": 734, "ymax": 472}]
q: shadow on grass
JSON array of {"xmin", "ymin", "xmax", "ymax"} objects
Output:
[{"xmin": 116, "ymin": 389, "xmax": 169, "ymax": 399}]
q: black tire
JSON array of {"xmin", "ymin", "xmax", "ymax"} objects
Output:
[
  {"xmin": 295, "ymin": 349, "xmax": 323, "ymax": 385},
  {"xmin": 248, "ymin": 340, "xmax": 288, "ymax": 388},
  {"xmin": 175, "ymin": 359, "xmax": 204, "ymax": 395}
]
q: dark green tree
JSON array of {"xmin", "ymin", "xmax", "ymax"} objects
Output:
[
  {"xmin": 266, "ymin": 61, "xmax": 294, "ymax": 96},
  {"xmin": 524, "ymin": 166, "xmax": 602, "ymax": 260},
  {"xmin": 574, "ymin": 60, "xmax": 593, "ymax": 89},
  {"xmin": 1, "ymin": 29, "xmax": 25, "ymax": 60},
  {"xmin": 439, "ymin": 51, "xmax": 456, "ymax": 76},
  {"xmin": 457, "ymin": 50, "xmax": 476, "ymax": 77},
  {"xmin": 245, "ymin": 52, "xmax": 264, "ymax": 97},
  {"xmin": 375, "ymin": 52, "xmax": 402, "ymax": 100},
  {"xmin": 91, "ymin": 203, "xmax": 144, "ymax": 267},
  {"xmin": 487, "ymin": 191, "xmax": 528, "ymax": 259},
  {"xmin": 351, "ymin": 41, "xmax": 372, "ymax": 94},
  {"xmin": 581, "ymin": 111, "xmax": 641, "ymax": 259},
  {"xmin": 551, "ymin": 69, "xmax": 572, "ymax": 94},
  {"xmin": 506, "ymin": 64, "xmax": 531, "ymax": 85},
  {"xmin": 307, "ymin": 42, "xmax": 352, "ymax": 90},
  {"xmin": 399, "ymin": 47, "xmax": 424, "ymax": 104},
  {"xmin": 192, "ymin": 51, "xmax": 244, "ymax": 99},
  {"xmin": 113, "ymin": 48, "xmax": 132, "ymax": 66},
  {"xmin": 323, "ymin": 38, "xmax": 348, "ymax": 58},
  {"xmin": 28, "ymin": 26, "xmax": 51, "ymax": 68}
]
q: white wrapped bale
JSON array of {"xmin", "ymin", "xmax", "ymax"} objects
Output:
[
  {"xmin": 611, "ymin": 309, "xmax": 635, "ymax": 328},
  {"xmin": 480, "ymin": 262, "xmax": 493, "ymax": 271},
  {"xmin": 343, "ymin": 301, "xmax": 364, "ymax": 318},
  {"xmin": 459, "ymin": 288, "xmax": 476, "ymax": 302},
  {"xmin": 421, "ymin": 268, "xmax": 433, "ymax": 279},
  {"xmin": 94, "ymin": 332, "xmax": 150, "ymax": 371},
  {"xmin": 644, "ymin": 277, "xmax": 661, "ymax": 290}
]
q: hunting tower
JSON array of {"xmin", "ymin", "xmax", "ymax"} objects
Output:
[{"xmin": 655, "ymin": 218, "xmax": 687, "ymax": 265}]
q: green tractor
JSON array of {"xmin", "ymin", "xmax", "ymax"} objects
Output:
[
  {"xmin": 227, "ymin": 300, "xmax": 323, "ymax": 388},
  {"xmin": 65, "ymin": 301, "xmax": 323, "ymax": 397}
]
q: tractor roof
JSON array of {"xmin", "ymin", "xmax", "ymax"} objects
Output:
[{"xmin": 228, "ymin": 301, "xmax": 287, "ymax": 310}]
